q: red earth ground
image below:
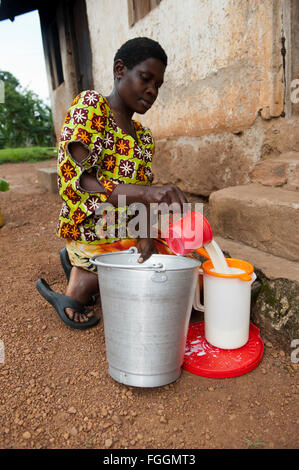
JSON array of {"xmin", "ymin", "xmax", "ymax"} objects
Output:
[{"xmin": 0, "ymin": 160, "xmax": 298, "ymax": 450}]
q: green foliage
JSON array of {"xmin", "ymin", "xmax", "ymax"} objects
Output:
[
  {"xmin": 0, "ymin": 70, "xmax": 55, "ymax": 148},
  {"xmin": 0, "ymin": 178, "xmax": 9, "ymax": 191},
  {"xmin": 244, "ymin": 437, "xmax": 268, "ymax": 449},
  {"xmin": 0, "ymin": 146, "xmax": 57, "ymax": 164}
]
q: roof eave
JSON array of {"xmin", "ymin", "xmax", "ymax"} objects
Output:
[{"xmin": 0, "ymin": 1, "xmax": 41, "ymax": 22}]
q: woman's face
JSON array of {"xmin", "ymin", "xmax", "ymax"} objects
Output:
[{"xmin": 115, "ymin": 57, "xmax": 166, "ymax": 114}]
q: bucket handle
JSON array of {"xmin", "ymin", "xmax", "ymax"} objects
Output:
[
  {"xmin": 89, "ymin": 246, "xmax": 137, "ymax": 265},
  {"xmin": 89, "ymin": 247, "xmax": 166, "ymax": 273},
  {"xmin": 192, "ymin": 268, "xmax": 205, "ymax": 312}
]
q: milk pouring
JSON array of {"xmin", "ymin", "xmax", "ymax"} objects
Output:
[{"xmin": 201, "ymin": 239, "xmax": 230, "ymax": 275}]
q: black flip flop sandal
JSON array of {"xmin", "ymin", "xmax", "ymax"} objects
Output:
[
  {"xmin": 60, "ymin": 248, "xmax": 99, "ymax": 306},
  {"xmin": 36, "ymin": 278, "xmax": 99, "ymax": 330}
]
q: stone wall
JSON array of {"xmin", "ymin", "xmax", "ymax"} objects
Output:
[
  {"xmin": 87, "ymin": 0, "xmax": 284, "ymax": 137},
  {"xmin": 85, "ymin": 0, "xmax": 288, "ymax": 195},
  {"xmin": 153, "ymin": 115, "xmax": 299, "ymax": 195},
  {"xmin": 251, "ymin": 270, "xmax": 299, "ymax": 353},
  {"xmin": 47, "ymin": 0, "xmax": 295, "ymax": 195}
]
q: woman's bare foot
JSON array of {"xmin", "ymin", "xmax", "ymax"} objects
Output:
[{"xmin": 65, "ymin": 267, "xmax": 99, "ymax": 323}]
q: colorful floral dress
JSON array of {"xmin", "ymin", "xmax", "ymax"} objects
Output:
[{"xmin": 57, "ymin": 90, "xmax": 155, "ymax": 246}]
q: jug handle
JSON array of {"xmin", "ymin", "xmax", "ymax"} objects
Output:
[
  {"xmin": 193, "ymin": 268, "xmax": 205, "ymax": 312},
  {"xmin": 240, "ymin": 272, "xmax": 257, "ymax": 283}
]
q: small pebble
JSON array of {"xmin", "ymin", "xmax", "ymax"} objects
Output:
[
  {"xmin": 67, "ymin": 406, "xmax": 77, "ymax": 414},
  {"xmin": 90, "ymin": 371, "xmax": 99, "ymax": 378},
  {"xmin": 111, "ymin": 415, "xmax": 122, "ymax": 425},
  {"xmin": 70, "ymin": 426, "xmax": 78, "ymax": 436},
  {"xmin": 105, "ymin": 438, "xmax": 113, "ymax": 448}
]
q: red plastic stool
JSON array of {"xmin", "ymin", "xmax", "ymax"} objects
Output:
[{"xmin": 184, "ymin": 322, "xmax": 264, "ymax": 378}]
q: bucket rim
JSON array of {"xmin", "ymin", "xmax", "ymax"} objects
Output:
[
  {"xmin": 202, "ymin": 258, "xmax": 254, "ymax": 281},
  {"xmin": 90, "ymin": 252, "xmax": 201, "ymax": 271}
]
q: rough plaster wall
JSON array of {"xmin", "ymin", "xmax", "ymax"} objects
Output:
[
  {"xmin": 153, "ymin": 118, "xmax": 264, "ymax": 195},
  {"xmin": 86, "ymin": 0, "xmax": 284, "ymax": 138},
  {"xmin": 153, "ymin": 115, "xmax": 299, "ymax": 196},
  {"xmin": 83, "ymin": 0, "xmax": 290, "ymax": 195}
]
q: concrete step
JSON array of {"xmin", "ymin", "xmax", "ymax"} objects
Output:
[
  {"xmin": 212, "ymin": 236, "xmax": 299, "ymax": 352},
  {"xmin": 249, "ymin": 152, "xmax": 299, "ymax": 191},
  {"xmin": 37, "ymin": 167, "xmax": 57, "ymax": 193},
  {"xmin": 209, "ymin": 184, "xmax": 299, "ymax": 262}
]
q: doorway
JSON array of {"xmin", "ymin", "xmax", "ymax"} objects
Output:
[{"xmin": 39, "ymin": 0, "xmax": 93, "ymax": 95}]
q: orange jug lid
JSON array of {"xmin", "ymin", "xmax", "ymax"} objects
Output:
[{"xmin": 202, "ymin": 258, "xmax": 254, "ymax": 281}]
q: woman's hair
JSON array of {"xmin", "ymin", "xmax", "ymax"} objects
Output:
[{"xmin": 114, "ymin": 37, "xmax": 167, "ymax": 69}]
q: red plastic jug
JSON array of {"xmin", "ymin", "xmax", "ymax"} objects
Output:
[{"xmin": 164, "ymin": 211, "xmax": 213, "ymax": 256}]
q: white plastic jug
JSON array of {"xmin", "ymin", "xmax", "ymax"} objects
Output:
[{"xmin": 193, "ymin": 258, "xmax": 257, "ymax": 349}]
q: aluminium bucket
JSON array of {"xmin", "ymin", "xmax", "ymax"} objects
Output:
[{"xmin": 90, "ymin": 247, "xmax": 200, "ymax": 387}]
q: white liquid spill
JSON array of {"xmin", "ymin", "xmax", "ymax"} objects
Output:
[{"xmin": 203, "ymin": 239, "xmax": 230, "ymax": 274}]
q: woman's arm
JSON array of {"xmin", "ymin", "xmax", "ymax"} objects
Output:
[
  {"xmin": 69, "ymin": 142, "xmax": 106, "ymax": 192},
  {"xmin": 71, "ymin": 141, "xmax": 188, "ymax": 209},
  {"xmin": 70, "ymin": 141, "xmax": 188, "ymax": 261},
  {"xmin": 71, "ymin": 143, "xmax": 154, "ymax": 201}
]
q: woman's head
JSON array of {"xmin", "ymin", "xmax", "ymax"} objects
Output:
[
  {"xmin": 113, "ymin": 37, "xmax": 167, "ymax": 114},
  {"xmin": 114, "ymin": 37, "xmax": 167, "ymax": 69}
]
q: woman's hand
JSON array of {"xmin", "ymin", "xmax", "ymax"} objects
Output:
[
  {"xmin": 136, "ymin": 238, "xmax": 158, "ymax": 263},
  {"xmin": 141, "ymin": 185, "xmax": 188, "ymax": 210}
]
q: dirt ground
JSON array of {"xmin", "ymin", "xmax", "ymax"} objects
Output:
[{"xmin": 0, "ymin": 160, "xmax": 298, "ymax": 450}]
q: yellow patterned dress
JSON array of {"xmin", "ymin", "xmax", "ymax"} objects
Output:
[{"xmin": 57, "ymin": 90, "xmax": 172, "ymax": 271}]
